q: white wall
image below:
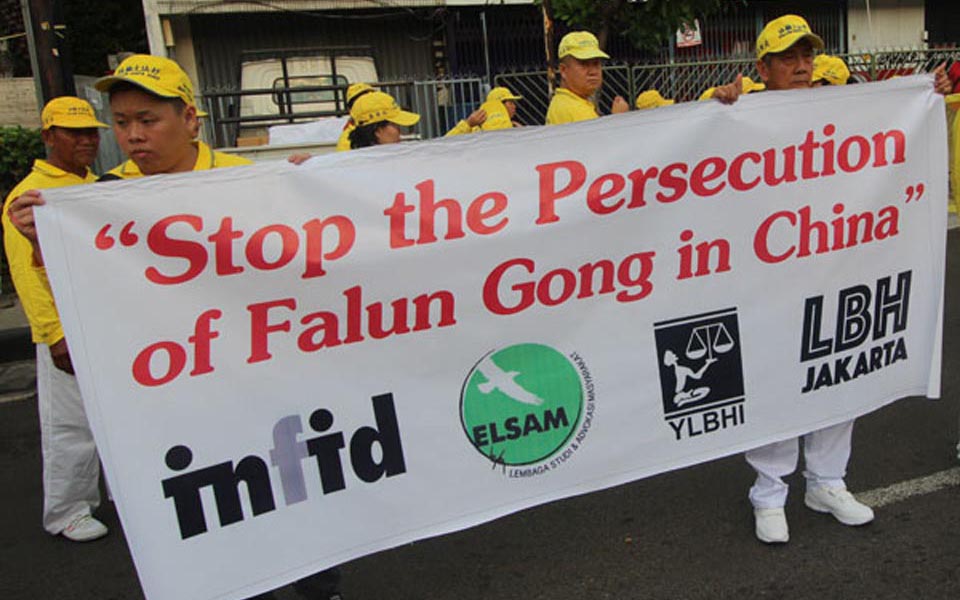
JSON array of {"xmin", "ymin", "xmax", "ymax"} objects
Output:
[
  {"xmin": 848, "ymin": 0, "xmax": 926, "ymax": 50},
  {"xmin": 0, "ymin": 79, "xmax": 40, "ymax": 128}
]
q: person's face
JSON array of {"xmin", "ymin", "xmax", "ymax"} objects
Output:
[
  {"xmin": 375, "ymin": 122, "xmax": 402, "ymax": 145},
  {"xmin": 504, "ymin": 100, "xmax": 517, "ymax": 119},
  {"xmin": 43, "ymin": 126, "xmax": 100, "ymax": 173},
  {"xmin": 110, "ymin": 88, "xmax": 198, "ymax": 175},
  {"xmin": 757, "ymin": 40, "xmax": 814, "ymax": 91},
  {"xmin": 560, "ymin": 57, "xmax": 603, "ymax": 98}
]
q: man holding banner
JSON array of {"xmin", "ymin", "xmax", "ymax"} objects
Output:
[
  {"xmin": 3, "ymin": 97, "xmax": 110, "ymax": 542},
  {"xmin": 8, "ymin": 54, "xmax": 345, "ymax": 600},
  {"xmin": 741, "ymin": 14, "xmax": 950, "ymax": 545}
]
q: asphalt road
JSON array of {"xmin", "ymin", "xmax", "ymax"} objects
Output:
[{"xmin": 2, "ymin": 233, "xmax": 958, "ymax": 600}]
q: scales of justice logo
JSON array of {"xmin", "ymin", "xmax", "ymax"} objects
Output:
[{"xmin": 654, "ymin": 308, "xmax": 745, "ymax": 417}]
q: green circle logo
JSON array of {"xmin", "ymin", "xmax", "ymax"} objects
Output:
[{"xmin": 461, "ymin": 344, "xmax": 583, "ymax": 466}]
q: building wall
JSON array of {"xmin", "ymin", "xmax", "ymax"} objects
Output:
[
  {"xmin": 925, "ymin": 0, "xmax": 960, "ymax": 46},
  {"xmin": 0, "ymin": 79, "xmax": 40, "ymax": 128},
  {"xmin": 847, "ymin": 0, "xmax": 925, "ymax": 50}
]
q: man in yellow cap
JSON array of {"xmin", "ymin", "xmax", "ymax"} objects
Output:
[
  {"xmin": 812, "ymin": 54, "xmax": 851, "ymax": 86},
  {"xmin": 446, "ymin": 86, "xmax": 523, "ymax": 136},
  {"xmin": 546, "ymin": 31, "xmax": 629, "ymax": 125},
  {"xmin": 93, "ymin": 54, "xmax": 251, "ymax": 179},
  {"xmin": 634, "ymin": 89, "xmax": 674, "ymax": 110},
  {"xmin": 336, "ymin": 82, "xmax": 375, "ymax": 152},
  {"xmin": 738, "ymin": 15, "xmax": 876, "ymax": 547},
  {"xmin": 2, "ymin": 96, "xmax": 110, "ymax": 542}
]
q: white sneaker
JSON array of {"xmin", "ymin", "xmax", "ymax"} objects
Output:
[
  {"xmin": 61, "ymin": 513, "xmax": 108, "ymax": 542},
  {"xmin": 754, "ymin": 507, "xmax": 789, "ymax": 544},
  {"xmin": 804, "ymin": 486, "xmax": 874, "ymax": 526}
]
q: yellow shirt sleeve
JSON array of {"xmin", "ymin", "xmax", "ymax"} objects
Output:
[
  {"xmin": 2, "ymin": 173, "xmax": 69, "ymax": 345},
  {"xmin": 444, "ymin": 120, "xmax": 476, "ymax": 137}
]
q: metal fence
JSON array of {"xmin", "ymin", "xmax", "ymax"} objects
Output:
[
  {"xmin": 198, "ymin": 48, "xmax": 960, "ymax": 146},
  {"xmin": 496, "ymin": 48, "xmax": 960, "ymax": 127},
  {"xmin": 200, "ymin": 77, "xmax": 487, "ymax": 147}
]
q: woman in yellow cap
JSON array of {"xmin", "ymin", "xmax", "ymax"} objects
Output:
[
  {"xmin": 445, "ymin": 86, "xmax": 523, "ymax": 136},
  {"xmin": 336, "ymin": 83, "xmax": 376, "ymax": 152},
  {"xmin": 812, "ymin": 55, "xmax": 851, "ymax": 86},
  {"xmin": 348, "ymin": 90, "xmax": 420, "ymax": 149}
]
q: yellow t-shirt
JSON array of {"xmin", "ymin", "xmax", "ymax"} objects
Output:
[
  {"xmin": 945, "ymin": 93, "xmax": 960, "ymax": 215},
  {"xmin": 2, "ymin": 160, "xmax": 97, "ymax": 345},
  {"xmin": 336, "ymin": 121, "xmax": 355, "ymax": 152},
  {"xmin": 545, "ymin": 88, "xmax": 599, "ymax": 125},
  {"xmin": 104, "ymin": 140, "xmax": 252, "ymax": 179},
  {"xmin": 479, "ymin": 99, "xmax": 513, "ymax": 131}
]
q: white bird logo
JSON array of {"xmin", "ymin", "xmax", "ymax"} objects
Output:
[{"xmin": 475, "ymin": 356, "xmax": 545, "ymax": 406}]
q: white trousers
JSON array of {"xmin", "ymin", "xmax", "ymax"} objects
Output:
[
  {"xmin": 36, "ymin": 344, "xmax": 101, "ymax": 534},
  {"xmin": 745, "ymin": 419, "xmax": 854, "ymax": 509}
]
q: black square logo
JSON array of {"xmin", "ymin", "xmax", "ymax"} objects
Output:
[{"xmin": 654, "ymin": 308, "xmax": 745, "ymax": 418}]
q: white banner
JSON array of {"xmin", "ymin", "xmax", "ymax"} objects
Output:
[{"xmin": 37, "ymin": 76, "xmax": 946, "ymax": 600}]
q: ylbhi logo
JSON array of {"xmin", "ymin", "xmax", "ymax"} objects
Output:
[{"xmin": 654, "ymin": 308, "xmax": 746, "ymax": 440}]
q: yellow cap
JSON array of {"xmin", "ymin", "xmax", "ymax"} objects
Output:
[
  {"xmin": 741, "ymin": 76, "xmax": 766, "ymax": 93},
  {"xmin": 558, "ymin": 31, "xmax": 610, "ymax": 60},
  {"xmin": 350, "ymin": 91, "xmax": 420, "ymax": 127},
  {"xmin": 95, "ymin": 54, "xmax": 206, "ymax": 115},
  {"xmin": 487, "ymin": 87, "xmax": 522, "ymax": 103},
  {"xmin": 812, "ymin": 55, "xmax": 850, "ymax": 86},
  {"xmin": 634, "ymin": 89, "xmax": 674, "ymax": 110},
  {"xmin": 756, "ymin": 15, "xmax": 825, "ymax": 59},
  {"xmin": 346, "ymin": 83, "xmax": 375, "ymax": 104},
  {"xmin": 41, "ymin": 97, "xmax": 108, "ymax": 130},
  {"xmin": 697, "ymin": 76, "xmax": 766, "ymax": 101}
]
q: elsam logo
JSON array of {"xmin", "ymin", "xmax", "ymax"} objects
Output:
[
  {"xmin": 461, "ymin": 344, "xmax": 587, "ymax": 472},
  {"xmin": 654, "ymin": 308, "xmax": 746, "ymax": 440}
]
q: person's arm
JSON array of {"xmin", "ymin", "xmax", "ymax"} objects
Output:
[
  {"xmin": 446, "ymin": 108, "xmax": 487, "ymax": 136},
  {"xmin": 6, "ymin": 189, "xmax": 46, "ymax": 265},
  {"xmin": 3, "ymin": 190, "xmax": 66, "ymax": 352}
]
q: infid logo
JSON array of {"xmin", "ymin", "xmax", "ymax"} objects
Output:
[{"xmin": 161, "ymin": 394, "xmax": 406, "ymax": 539}]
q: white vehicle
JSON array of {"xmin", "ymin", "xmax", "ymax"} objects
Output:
[{"xmin": 236, "ymin": 54, "xmax": 378, "ymax": 143}]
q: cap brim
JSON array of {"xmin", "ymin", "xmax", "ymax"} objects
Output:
[
  {"xmin": 53, "ymin": 119, "xmax": 110, "ymax": 129},
  {"xmin": 763, "ymin": 32, "xmax": 825, "ymax": 58},
  {"xmin": 94, "ymin": 75, "xmax": 179, "ymax": 99},
  {"xmin": 563, "ymin": 49, "xmax": 610, "ymax": 60},
  {"xmin": 388, "ymin": 110, "xmax": 420, "ymax": 127}
]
